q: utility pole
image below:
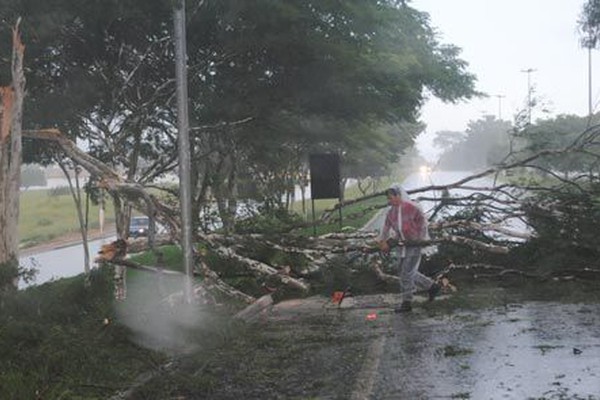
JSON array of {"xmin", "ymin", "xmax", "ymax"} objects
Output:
[
  {"xmin": 494, "ymin": 94, "xmax": 505, "ymax": 120},
  {"xmin": 588, "ymin": 45, "xmax": 593, "ymax": 117},
  {"xmin": 174, "ymin": 0, "xmax": 194, "ymax": 302},
  {"xmin": 521, "ymin": 68, "xmax": 536, "ymax": 124}
]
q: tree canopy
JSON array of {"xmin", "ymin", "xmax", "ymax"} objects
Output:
[
  {"xmin": 0, "ymin": 0, "xmax": 479, "ymax": 233},
  {"xmin": 579, "ymin": 0, "xmax": 600, "ymax": 47},
  {"xmin": 435, "ymin": 116, "xmax": 512, "ymax": 171}
]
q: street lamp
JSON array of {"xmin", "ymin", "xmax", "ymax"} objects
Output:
[
  {"xmin": 494, "ymin": 94, "xmax": 505, "ymax": 120},
  {"xmin": 174, "ymin": 0, "xmax": 194, "ymax": 303},
  {"xmin": 521, "ymin": 68, "xmax": 537, "ymax": 124},
  {"xmin": 586, "ymin": 39, "xmax": 594, "ymax": 117}
]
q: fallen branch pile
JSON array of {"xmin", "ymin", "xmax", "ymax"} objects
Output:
[{"xmin": 23, "ymin": 124, "xmax": 600, "ymax": 308}]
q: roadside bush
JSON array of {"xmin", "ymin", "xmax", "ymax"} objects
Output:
[{"xmin": 0, "ymin": 259, "xmax": 19, "ymax": 294}]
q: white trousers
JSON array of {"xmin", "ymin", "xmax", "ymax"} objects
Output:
[{"xmin": 398, "ymin": 247, "xmax": 433, "ymax": 302}]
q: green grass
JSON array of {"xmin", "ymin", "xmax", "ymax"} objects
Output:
[
  {"xmin": 293, "ymin": 177, "xmax": 395, "ymax": 236},
  {"xmin": 19, "ymin": 188, "xmax": 115, "ymax": 248},
  {"xmin": 292, "ymin": 177, "xmax": 393, "ymax": 214},
  {"xmin": 0, "ymin": 267, "xmax": 165, "ymax": 399},
  {"xmin": 295, "ymin": 195, "xmax": 386, "ymax": 236},
  {"xmin": 128, "ymin": 245, "xmax": 184, "ymax": 272}
]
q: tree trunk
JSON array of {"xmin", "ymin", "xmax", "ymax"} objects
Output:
[
  {"xmin": 112, "ymin": 194, "xmax": 131, "ymax": 239},
  {"xmin": 58, "ymin": 160, "xmax": 91, "ymax": 275},
  {"xmin": 214, "ymin": 153, "xmax": 238, "ymax": 234},
  {"xmin": 0, "ymin": 21, "xmax": 24, "ymax": 291},
  {"xmin": 215, "ymin": 192, "xmax": 234, "ymax": 234},
  {"xmin": 340, "ymin": 177, "xmax": 347, "ymax": 202}
]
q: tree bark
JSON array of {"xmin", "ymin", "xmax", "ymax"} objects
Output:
[
  {"xmin": 0, "ymin": 21, "xmax": 25, "ymax": 290},
  {"xmin": 112, "ymin": 193, "xmax": 131, "ymax": 240},
  {"xmin": 58, "ymin": 161, "xmax": 91, "ymax": 275},
  {"xmin": 213, "ymin": 151, "xmax": 237, "ymax": 234}
]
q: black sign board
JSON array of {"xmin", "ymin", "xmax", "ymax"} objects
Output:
[{"xmin": 309, "ymin": 153, "xmax": 341, "ymax": 199}]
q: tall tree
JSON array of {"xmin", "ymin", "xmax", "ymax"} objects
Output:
[
  {"xmin": 520, "ymin": 114, "xmax": 597, "ymax": 175},
  {"xmin": 436, "ymin": 116, "xmax": 512, "ymax": 171},
  {"xmin": 0, "ymin": 21, "xmax": 25, "ymax": 291},
  {"xmin": 2, "ymin": 0, "xmax": 479, "ymax": 241},
  {"xmin": 1, "ymin": 0, "xmax": 178, "ymax": 239},
  {"xmin": 579, "ymin": 0, "xmax": 600, "ymax": 47},
  {"xmin": 185, "ymin": 0, "xmax": 479, "ymax": 227}
]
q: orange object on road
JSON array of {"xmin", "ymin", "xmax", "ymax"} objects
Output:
[{"xmin": 332, "ymin": 291, "xmax": 345, "ymax": 304}]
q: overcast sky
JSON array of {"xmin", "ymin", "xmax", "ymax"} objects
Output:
[{"xmin": 411, "ymin": 0, "xmax": 592, "ymax": 161}]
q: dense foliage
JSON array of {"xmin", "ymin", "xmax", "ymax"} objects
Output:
[
  {"xmin": 520, "ymin": 183, "xmax": 600, "ymax": 271},
  {"xmin": 517, "ymin": 114, "xmax": 598, "ymax": 173},
  {"xmin": 0, "ymin": 0, "xmax": 478, "ymax": 233},
  {"xmin": 579, "ymin": 0, "xmax": 600, "ymax": 47},
  {"xmin": 435, "ymin": 116, "xmax": 512, "ymax": 171}
]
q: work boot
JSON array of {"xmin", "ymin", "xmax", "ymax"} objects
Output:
[
  {"xmin": 394, "ymin": 301, "xmax": 412, "ymax": 313},
  {"xmin": 428, "ymin": 282, "xmax": 441, "ymax": 302}
]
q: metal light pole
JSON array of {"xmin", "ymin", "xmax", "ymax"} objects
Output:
[
  {"xmin": 588, "ymin": 45, "xmax": 593, "ymax": 117},
  {"xmin": 494, "ymin": 94, "xmax": 505, "ymax": 120},
  {"xmin": 521, "ymin": 68, "xmax": 536, "ymax": 124},
  {"xmin": 174, "ymin": 0, "xmax": 194, "ymax": 302}
]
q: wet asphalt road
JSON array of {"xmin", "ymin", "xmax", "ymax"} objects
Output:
[
  {"xmin": 19, "ymin": 237, "xmax": 114, "ymax": 288},
  {"xmin": 354, "ymin": 172, "xmax": 587, "ymax": 398},
  {"xmin": 371, "ymin": 302, "xmax": 600, "ymax": 399},
  {"xmin": 270, "ymin": 295, "xmax": 600, "ymax": 399}
]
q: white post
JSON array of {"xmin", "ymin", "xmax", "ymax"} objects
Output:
[{"xmin": 174, "ymin": 0, "xmax": 194, "ymax": 302}]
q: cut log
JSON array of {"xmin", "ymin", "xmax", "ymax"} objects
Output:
[
  {"xmin": 370, "ymin": 259, "xmax": 400, "ymax": 284},
  {"xmin": 233, "ymin": 294, "xmax": 274, "ymax": 322},
  {"xmin": 206, "ymin": 239, "xmax": 310, "ymax": 292}
]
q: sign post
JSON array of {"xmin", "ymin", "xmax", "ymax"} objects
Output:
[{"xmin": 309, "ymin": 153, "xmax": 342, "ymax": 236}]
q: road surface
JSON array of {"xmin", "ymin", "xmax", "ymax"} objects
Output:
[{"xmin": 19, "ymin": 235, "xmax": 115, "ymax": 288}]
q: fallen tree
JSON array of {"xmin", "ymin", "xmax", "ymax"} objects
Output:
[{"xmin": 22, "ymin": 123, "xmax": 600, "ymax": 306}]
